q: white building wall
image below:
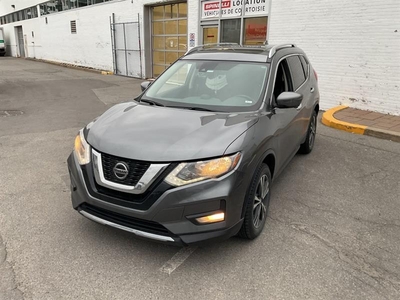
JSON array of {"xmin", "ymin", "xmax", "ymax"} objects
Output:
[
  {"xmin": 0, "ymin": 17, "xmax": 41, "ymax": 58},
  {"xmin": 0, "ymin": 0, "xmax": 43, "ymax": 58},
  {"xmin": 268, "ymin": 0, "xmax": 400, "ymax": 115},
  {"xmin": 34, "ymin": 0, "xmax": 194, "ymax": 75},
  {"xmin": 1, "ymin": 0, "xmax": 185, "ymax": 75},
  {"xmin": 37, "ymin": 0, "xmax": 136, "ymax": 71}
]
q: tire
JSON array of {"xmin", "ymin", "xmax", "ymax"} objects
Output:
[
  {"xmin": 238, "ymin": 163, "xmax": 272, "ymax": 239},
  {"xmin": 299, "ymin": 110, "xmax": 317, "ymax": 154}
]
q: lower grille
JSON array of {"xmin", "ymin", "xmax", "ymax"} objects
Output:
[
  {"xmin": 80, "ymin": 203, "xmax": 170, "ymax": 236},
  {"xmin": 81, "ymin": 165, "xmax": 176, "ymax": 211}
]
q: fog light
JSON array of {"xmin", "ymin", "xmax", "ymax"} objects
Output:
[{"xmin": 196, "ymin": 212, "xmax": 225, "ymax": 224}]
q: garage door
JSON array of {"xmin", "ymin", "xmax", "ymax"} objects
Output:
[{"xmin": 152, "ymin": 2, "xmax": 187, "ymax": 77}]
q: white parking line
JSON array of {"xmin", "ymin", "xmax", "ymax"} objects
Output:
[{"xmin": 160, "ymin": 246, "xmax": 197, "ymax": 275}]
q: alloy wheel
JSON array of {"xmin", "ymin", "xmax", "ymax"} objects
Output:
[
  {"xmin": 253, "ymin": 174, "xmax": 269, "ymax": 228},
  {"xmin": 309, "ymin": 114, "xmax": 317, "ymax": 149}
]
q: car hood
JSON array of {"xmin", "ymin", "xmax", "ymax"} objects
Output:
[{"xmin": 86, "ymin": 102, "xmax": 258, "ymax": 162}]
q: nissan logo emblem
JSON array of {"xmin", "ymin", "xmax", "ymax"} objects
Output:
[{"xmin": 113, "ymin": 162, "xmax": 129, "ymax": 180}]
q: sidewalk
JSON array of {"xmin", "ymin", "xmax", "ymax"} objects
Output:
[{"xmin": 322, "ymin": 106, "xmax": 400, "ymax": 142}]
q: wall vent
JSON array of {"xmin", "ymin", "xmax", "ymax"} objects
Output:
[{"xmin": 70, "ymin": 20, "xmax": 77, "ymax": 34}]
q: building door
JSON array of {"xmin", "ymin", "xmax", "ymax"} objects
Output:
[
  {"xmin": 16, "ymin": 26, "xmax": 25, "ymax": 57},
  {"xmin": 151, "ymin": 2, "xmax": 187, "ymax": 77},
  {"xmin": 202, "ymin": 26, "xmax": 218, "ymax": 44}
]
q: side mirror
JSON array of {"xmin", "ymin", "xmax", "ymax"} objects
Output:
[
  {"xmin": 140, "ymin": 81, "xmax": 151, "ymax": 92},
  {"xmin": 276, "ymin": 92, "xmax": 303, "ymax": 108}
]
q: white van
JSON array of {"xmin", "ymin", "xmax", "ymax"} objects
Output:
[{"xmin": 0, "ymin": 28, "xmax": 6, "ymax": 56}]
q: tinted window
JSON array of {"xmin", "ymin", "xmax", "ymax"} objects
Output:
[
  {"xmin": 299, "ymin": 56, "xmax": 308, "ymax": 77},
  {"xmin": 220, "ymin": 19, "xmax": 241, "ymax": 44},
  {"xmin": 273, "ymin": 59, "xmax": 292, "ymax": 100},
  {"xmin": 287, "ymin": 56, "xmax": 306, "ymax": 90}
]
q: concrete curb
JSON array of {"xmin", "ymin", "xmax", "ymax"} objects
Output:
[
  {"xmin": 24, "ymin": 57, "xmax": 114, "ymax": 75},
  {"xmin": 322, "ymin": 106, "xmax": 400, "ymax": 142}
]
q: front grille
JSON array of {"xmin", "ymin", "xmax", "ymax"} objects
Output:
[
  {"xmin": 80, "ymin": 203, "xmax": 170, "ymax": 236},
  {"xmin": 101, "ymin": 152, "xmax": 150, "ymax": 186}
]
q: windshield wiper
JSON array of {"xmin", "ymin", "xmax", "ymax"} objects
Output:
[
  {"xmin": 140, "ymin": 98, "xmax": 165, "ymax": 107},
  {"xmin": 187, "ymin": 107, "xmax": 215, "ymax": 112},
  {"xmin": 168, "ymin": 106, "xmax": 215, "ymax": 112}
]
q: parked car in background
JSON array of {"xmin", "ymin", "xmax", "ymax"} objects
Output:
[
  {"xmin": 0, "ymin": 28, "xmax": 6, "ymax": 56},
  {"xmin": 68, "ymin": 43, "xmax": 320, "ymax": 245}
]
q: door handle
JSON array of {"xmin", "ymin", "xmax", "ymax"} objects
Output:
[{"xmin": 310, "ymin": 87, "xmax": 315, "ymax": 93}]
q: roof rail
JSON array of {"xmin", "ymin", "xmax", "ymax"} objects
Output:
[
  {"xmin": 268, "ymin": 44, "xmax": 296, "ymax": 59},
  {"xmin": 185, "ymin": 43, "xmax": 240, "ymax": 55}
]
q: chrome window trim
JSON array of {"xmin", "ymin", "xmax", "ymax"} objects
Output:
[
  {"xmin": 268, "ymin": 53, "xmax": 310, "ymax": 107},
  {"xmin": 80, "ymin": 210, "xmax": 174, "ymax": 242},
  {"xmin": 92, "ymin": 149, "xmax": 169, "ymax": 195}
]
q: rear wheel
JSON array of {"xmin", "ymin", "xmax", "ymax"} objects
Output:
[
  {"xmin": 299, "ymin": 110, "xmax": 317, "ymax": 154},
  {"xmin": 238, "ymin": 163, "xmax": 271, "ymax": 239}
]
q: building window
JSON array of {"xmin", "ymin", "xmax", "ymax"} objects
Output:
[
  {"xmin": 32, "ymin": 7, "xmax": 38, "ymax": 18},
  {"xmin": 70, "ymin": 0, "xmax": 78, "ymax": 9},
  {"xmin": 78, "ymin": 0, "xmax": 88, "ymax": 8},
  {"xmin": 0, "ymin": 0, "xmax": 112, "ymax": 22},
  {"xmin": 243, "ymin": 17, "xmax": 267, "ymax": 45},
  {"xmin": 200, "ymin": 0, "xmax": 270, "ymax": 45},
  {"xmin": 220, "ymin": 19, "xmax": 241, "ymax": 44}
]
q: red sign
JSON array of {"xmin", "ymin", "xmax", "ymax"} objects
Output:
[{"xmin": 204, "ymin": 1, "xmax": 231, "ymax": 11}]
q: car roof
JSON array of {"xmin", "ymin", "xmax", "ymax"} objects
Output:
[{"xmin": 182, "ymin": 43, "xmax": 299, "ymax": 63}]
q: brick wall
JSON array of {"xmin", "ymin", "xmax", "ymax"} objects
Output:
[{"xmin": 268, "ymin": 0, "xmax": 400, "ymax": 115}]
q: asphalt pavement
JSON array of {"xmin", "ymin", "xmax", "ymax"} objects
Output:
[{"xmin": 1, "ymin": 57, "xmax": 399, "ymax": 300}]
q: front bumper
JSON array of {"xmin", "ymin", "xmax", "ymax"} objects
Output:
[{"xmin": 67, "ymin": 153, "xmax": 248, "ymax": 245}]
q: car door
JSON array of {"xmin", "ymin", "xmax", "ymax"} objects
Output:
[
  {"xmin": 271, "ymin": 58, "xmax": 303, "ymax": 171},
  {"xmin": 286, "ymin": 55, "xmax": 313, "ymax": 140}
]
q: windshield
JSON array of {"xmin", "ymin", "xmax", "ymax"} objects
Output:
[{"xmin": 143, "ymin": 60, "xmax": 269, "ymax": 112}]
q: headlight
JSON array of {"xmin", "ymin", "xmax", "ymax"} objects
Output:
[
  {"xmin": 165, "ymin": 153, "xmax": 241, "ymax": 187},
  {"xmin": 74, "ymin": 129, "xmax": 91, "ymax": 165}
]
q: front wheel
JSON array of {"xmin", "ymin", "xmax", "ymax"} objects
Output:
[
  {"xmin": 238, "ymin": 163, "xmax": 271, "ymax": 240},
  {"xmin": 299, "ymin": 110, "xmax": 317, "ymax": 154}
]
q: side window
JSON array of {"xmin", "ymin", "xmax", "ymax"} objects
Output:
[
  {"xmin": 299, "ymin": 56, "xmax": 309, "ymax": 78},
  {"xmin": 273, "ymin": 59, "xmax": 293, "ymax": 101},
  {"xmin": 287, "ymin": 56, "xmax": 306, "ymax": 90}
]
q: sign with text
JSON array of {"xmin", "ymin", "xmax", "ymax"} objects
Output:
[{"xmin": 201, "ymin": 0, "xmax": 270, "ymax": 19}]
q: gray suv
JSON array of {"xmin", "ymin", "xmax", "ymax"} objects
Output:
[{"xmin": 68, "ymin": 43, "xmax": 319, "ymax": 245}]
